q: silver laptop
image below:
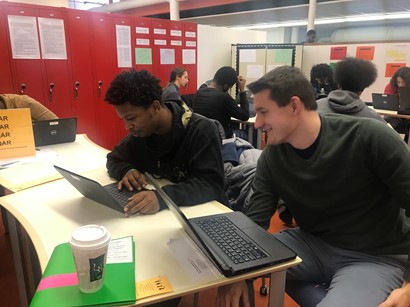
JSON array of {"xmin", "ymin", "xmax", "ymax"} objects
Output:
[
  {"xmin": 33, "ymin": 118, "xmax": 77, "ymax": 147},
  {"xmin": 372, "ymin": 93, "xmax": 399, "ymax": 111},
  {"xmin": 54, "ymin": 165, "xmax": 141, "ymax": 213},
  {"xmin": 145, "ymin": 173, "xmax": 296, "ymax": 277}
]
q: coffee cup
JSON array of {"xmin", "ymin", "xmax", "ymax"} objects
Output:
[{"xmin": 68, "ymin": 224, "xmax": 111, "ymax": 293}]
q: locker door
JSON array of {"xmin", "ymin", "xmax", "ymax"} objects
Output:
[
  {"xmin": 4, "ymin": 3, "xmax": 45, "ymax": 103},
  {"xmin": 0, "ymin": 2, "xmax": 14, "ymax": 93},
  {"xmin": 37, "ymin": 7, "xmax": 74, "ymax": 118},
  {"xmin": 151, "ymin": 19, "xmax": 170, "ymax": 87},
  {"xmin": 111, "ymin": 14, "xmax": 134, "ymax": 141},
  {"xmin": 183, "ymin": 22, "xmax": 198, "ymax": 94},
  {"xmin": 134, "ymin": 16, "xmax": 153, "ymax": 73},
  {"xmin": 90, "ymin": 12, "xmax": 120, "ymax": 150},
  {"xmin": 66, "ymin": 9, "xmax": 97, "ymax": 141}
]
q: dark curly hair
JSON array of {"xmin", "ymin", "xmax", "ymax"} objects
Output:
[
  {"xmin": 248, "ymin": 66, "xmax": 317, "ymax": 110},
  {"xmin": 335, "ymin": 57, "xmax": 377, "ymax": 92},
  {"xmin": 310, "ymin": 63, "xmax": 337, "ymax": 91},
  {"xmin": 104, "ymin": 69, "xmax": 163, "ymax": 108},
  {"xmin": 390, "ymin": 66, "xmax": 410, "ymax": 90}
]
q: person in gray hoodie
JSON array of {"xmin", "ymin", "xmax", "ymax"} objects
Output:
[{"xmin": 317, "ymin": 57, "xmax": 386, "ymax": 123}]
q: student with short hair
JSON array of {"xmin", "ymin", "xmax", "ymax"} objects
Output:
[
  {"xmin": 105, "ymin": 69, "xmax": 227, "ymax": 217},
  {"xmin": 192, "ymin": 66, "xmax": 249, "ymax": 138},
  {"xmin": 216, "ymin": 66, "xmax": 410, "ymax": 307}
]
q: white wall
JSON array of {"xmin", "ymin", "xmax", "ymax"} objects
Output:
[{"xmin": 197, "ymin": 25, "xmax": 267, "ymax": 87}]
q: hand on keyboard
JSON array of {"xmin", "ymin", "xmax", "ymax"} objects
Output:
[{"xmin": 123, "ymin": 190, "xmax": 160, "ymax": 217}]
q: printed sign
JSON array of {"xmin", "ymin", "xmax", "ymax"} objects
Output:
[{"xmin": 0, "ymin": 109, "xmax": 35, "ymax": 159}]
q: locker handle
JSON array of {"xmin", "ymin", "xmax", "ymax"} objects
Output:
[
  {"xmin": 20, "ymin": 83, "xmax": 26, "ymax": 95},
  {"xmin": 49, "ymin": 83, "xmax": 55, "ymax": 102},
  {"xmin": 74, "ymin": 81, "xmax": 80, "ymax": 100},
  {"xmin": 97, "ymin": 80, "xmax": 103, "ymax": 98}
]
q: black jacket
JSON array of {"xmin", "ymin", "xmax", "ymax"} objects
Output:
[{"xmin": 106, "ymin": 100, "xmax": 227, "ymax": 209}]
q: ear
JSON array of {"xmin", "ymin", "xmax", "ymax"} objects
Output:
[
  {"xmin": 151, "ymin": 100, "xmax": 162, "ymax": 113},
  {"xmin": 289, "ymin": 96, "xmax": 302, "ymax": 114}
]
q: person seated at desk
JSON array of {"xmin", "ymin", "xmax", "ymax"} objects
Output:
[
  {"xmin": 384, "ymin": 66, "xmax": 410, "ymax": 142},
  {"xmin": 216, "ymin": 66, "xmax": 410, "ymax": 307},
  {"xmin": 0, "ymin": 94, "xmax": 58, "ymax": 234},
  {"xmin": 192, "ymin": 66, "xmax": 249, "ymax": 138},
  {"xmin": 104, "ymin": 69, "xmax": 227, "ymax": 217},
  {"xmin": 317, "ymin": 57, "xmax": 385, "ymax": 123},
  {"xmin": 0, "ymin": 94, "xmax": 58, "ymax": 121},
  {"xmin": 162, "ymin": 67, "xmax": 189, "ymax": 102},
  {"xmin": 310, "ymin": 63, "xmax": 337, "ymax": 100}
]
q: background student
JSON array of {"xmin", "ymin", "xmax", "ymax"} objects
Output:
[
  {"xmin": 317, "ymin": 57, "xmax": 386, "ymax": 122},
  {"xmin": 309, "ymin": 63, "xmax": 337, "ymax": 100},
  {"xmin": 216, "ymin": 66, "xmax": 410, "ymax": 307},
  {"xmin": 104, "ymin": 69, "xmax": 227, "ymax": 217},
  {"xmin": 192, "ymin": 66, "xmax": 249, "ymax": 139},
  {"xmin": 0, "ymin": 94, "xmax": 58, "ymax": 121},
  {"xmin": 0, "ymin": 93, "xmax": 58, "ymax": 234},
  {"xmin": 161, "ymin": 67, "xmax": 189, "ymax": 101},
  {"xmin": 383, "ymin": 66, "xmax": 410, "ymax": 142}
]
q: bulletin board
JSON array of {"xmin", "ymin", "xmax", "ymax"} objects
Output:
[
  {"xmin": 301, "ymin": 41, "xmax": 410, "ymax": 102},
  {"xmin": 231, "ymin": 44, "xmax": 303, "ymax": 95}
]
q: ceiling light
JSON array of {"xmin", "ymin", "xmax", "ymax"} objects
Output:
[{"xmin": 233, "ymin": 12, "xmax": 410, "ymax": 30}]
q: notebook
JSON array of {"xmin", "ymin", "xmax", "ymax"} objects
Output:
[
  {"xmin": 54, "ymin": 165, "xmax": 141, "ymax": 213},
  {"xmin": 33, "ymin": 117, "xmax": 77, "ymax": 147},
  {"xmin": 145, "ymin": 173, "xmax": 296, "ymax": 277},
  {"xmin": 372, "ymin": 93, "xmax": 399, "ymax": 111},
  {"xmin": 30, "ymin": 237, "xmax": 136, "ymax": 307}
]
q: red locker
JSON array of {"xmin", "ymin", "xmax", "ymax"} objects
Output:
[
  {"xmin": 134, "ymin": 16, "xmax": 153, "ymax": 73},
  {"xmin": 38, "ymin": 7, "xmax": 75, "ymax": 118},
  {"xmin": 4, "ymin": 3, "xmax": 45, "ymax": 103},
  {"xmin": 0, "ymin": 2, "xmax": 14, "ymax": 93},
  {"xmin": 183, "ymin": 22, "xmax": 198, "ymax": 93},
  {"xmin": 111, "ymin": 14, "xmax": 134, "ymax": 141},
  {"xmin": 89, "ymin": 12, "xmax": 121, "ymax": 150},
  {"xmin": 65, "ymin": 9, "xmax": 97, "ymax": 141},
  {"xmin": 151, "ymin": 19, "xmax": 171, "ymax": 87}
]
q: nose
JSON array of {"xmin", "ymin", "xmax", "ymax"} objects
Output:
[
  {"xmin": 253, "ymin": 114, "xmax": 263, "ymax": 130},
  {"xmin": 124, "ymin": 120, "xmax": 133, "ymax": 131}
]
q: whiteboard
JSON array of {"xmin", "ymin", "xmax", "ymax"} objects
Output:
[{"xmin": 301, "ymin": 41, "xmax": 410, "ymax": 102}]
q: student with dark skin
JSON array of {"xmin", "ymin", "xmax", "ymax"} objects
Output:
[{"xmin": 104, "ymin": 69, "xmax": 227, "ymax": 218}]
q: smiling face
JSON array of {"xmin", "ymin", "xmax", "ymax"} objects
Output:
[
  {"xmin": 253, "ymin": 89, "xmax": 298, "ymax": 145},
  {"xmin": 115, "ymin": 101, "xmax": 159, "ymax": 138}
]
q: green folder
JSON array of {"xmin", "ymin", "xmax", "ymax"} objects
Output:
[{"xmin": 30, "ymin": 237, "xmax": 136, "ymax": 307}]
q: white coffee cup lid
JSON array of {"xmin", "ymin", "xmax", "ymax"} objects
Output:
[{"xmin": 69, "ymin": 224, "xmax": 111, "ymax": 250}]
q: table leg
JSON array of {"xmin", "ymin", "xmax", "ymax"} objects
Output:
[
  {"xmin": 6, "ymin": 211, "xmax": 41, "ymax": 307},
  {"xmin": 268, "ymin": 270, "xmax": 286, "ymax": 307},
  {"xmin": 7, "ymin": 211, "xmax": 29, "ymax": 307}
]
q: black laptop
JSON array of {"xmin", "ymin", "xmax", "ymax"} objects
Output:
[
  {"xmin": 54, "ymin": 165, "xmax": 140, "ymax": 213},
  {"xmin": 145, "ymin": 173, "xmax": 296, "ymax": 277},
  {"xmin": 398, "ymin": 87, "xmax": 410, "ymax": 115},
  {"xmin": 33, "ymin": 117, "xmax": 77, "ymax": 147},
  {"xmin": 372, "ymin": 93, "xmax": 399, "ymax": 111}
]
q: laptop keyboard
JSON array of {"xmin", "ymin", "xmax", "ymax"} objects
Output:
[
  {"xmin": 195, "ymin": 216, "xmax": 268, "ymax": 264},
  {"xmin": 103, "ymin": 183, "xmax": 135, "ymax": 207}
]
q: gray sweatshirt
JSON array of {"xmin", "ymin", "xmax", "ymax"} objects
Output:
[{"xmin": 316, "ymin": 90, "xmax": 386, "ymax": 123}]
